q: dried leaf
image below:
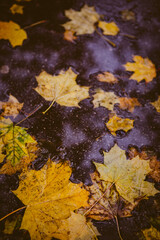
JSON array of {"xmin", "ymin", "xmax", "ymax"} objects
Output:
[
  {"xmin": 35, "ymin": 67, "xmax": 90, "ymax": 107},
  {"xmin": 0, "ymin": 21, "xmax": 27, "ymax": 47},
  {"xmin": 151, "ymin": 96, "xmax": 160, "ymax": 113},
  {"xmin": 13, "ymin": 160, "xmax": 89, "ymax": 240},
  {"xmin": 94, "ymin": 144, "xmax": 159, "ymax": 203},
  {"xmin": 63, "ymin": 5, "xmax": 100, "ymax": 35},
  {"xmin": 121, "ymin": 10, "xmax": 135, "ymax": 21},
  {"xmin": 143, "ymin": 225, "xmax": 160, "ymax": 240},
  {"xmin": 124, "ymin": 56, "xmax": 156, "ymax": 83},
  {"xmin": 64, "ymin": 30, "xmax": 77, "ymax": 42},
  {"xmin": 92, "ymin": 89, "xmax": 119, "ymax": 111},
  {"xmin": 0, "ymin": 95, "xmax": 23, "ymax": 118},
  {"xmin": 10, "ymin": 4, "xmax": 24, "ymax": 15},
  {"xmin": 98, "ymin": 21, "xmax": 119, "ymax": 36},
  {"xmin": 106, "ymin": 114, "xmax": 134, "ymax": 135},
  {"xmin": 118, "ymin": 97, "xmax": 141, "ymax": 112},
  {"xmin": 97, "ymin": 72, "xmax": 118, "ymax": 83},
  {"xmin": 53, "ymin": 212, "xmax": 100, "ymax": 240}
]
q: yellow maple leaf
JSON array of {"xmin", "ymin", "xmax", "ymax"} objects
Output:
[
  {"xmin": 106, "ymin": 114, "xmax": 134, "ymax": 135},
  {"xmin": 13, "ymin": 161, "xmax": 89, "ymax": 240},
  {"xmin": 97, "ymin": 72, "xmax": 118, "ymax": 83},
  {"xmin": 53, "ymin": 212, "xmax": 100, "ymax": 240},
  {"xmin": 0, "ymin": 21, "xmax": 27, "ymax": 47},
  {"xmin": 92, "ymin": 89, "xmax": 119, "ymax": 111},
  {"xmin": 35, "ymin": 67, "xmax": 90, "ymax": 107},
  {"xmin": 10, "ymin": 4, "xmax": 24, "ymax": 15},
  {"xmin": 62, "ymin": 5, "xmax": 100, "ymax": 35},
  {"xmin": 98, "ymin": 21, "xmax": 119, "ymax": 36},
  {"xmin": 94, "ymin": 144, "xmax": 159, "ymax": 204},
  {"xmin": 118, "ymin": 97, "xmax": 141, "ymax": 112},
  {"xmin": 151, "ymin": 96, "xmax": 160, "ymax": 113},
  {"xmin": 124, "ymin": 55, "xmax": 156, "ymax": 83},
  {"xmin": 0, "ymin": 95, "xmax": 23, "ymax": 118},
  {"xmin": 143, "ymin": 225, "xmax": 160, "ymax": 240}
]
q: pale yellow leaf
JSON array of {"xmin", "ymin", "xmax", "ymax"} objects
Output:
[
  {"xmin": 151, "ymin": 96, "xmax": 160, "ymax": 113},
  {"xmin": 35, "ymin": 67, "xmax": 90, "ymax": 107},
  {"xmin": 143, "ymin": 225, "xmax": 160, "ymax": 240},
  {"xmin": 94, "ymin": 144, "xmax": 159, "ymax": 203},
  {"xmin": 98, "ymin": 21, "xmax": 119, "ymax": 36},
  {"xmin": 10, "ymin": 4, "xmax": 24, "ymax": 15},
  {"xmin": 124, "ymin": 55, "xmax": 156, "ymax": 83},
  {"xmin": 13, "ymin": 160, "xmax": 89, "ymax": 240},
  {"xmin": 0, "ymin": 95, "xmax": 23, "ymax": 118},
  {"xmin": 0, "ymin": 21, "xmax": 27, "ymax": 47},
  {"xmin": 63, "ymin": 5, "xmax": 100, "ymax": 35}
]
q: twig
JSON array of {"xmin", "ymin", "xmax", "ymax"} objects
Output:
[
  {"xmin": 0, "ymin": 206, "xmax": 26, "ymax": 222},
  {"xmin": 120, "ymin": 33, "xmax": 135, "ymax": 39},
  {"xmin": 23, "ymin": 20, "xmax": 47, "ymax": 30},
  {"xmin": 95, "ymin": 28, "xmax": 116, "ymax": 47}
]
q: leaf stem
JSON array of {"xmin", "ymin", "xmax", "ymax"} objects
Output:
[
  {"xmin": 114, "ymin": 215, "xmax": 123, "ymax": 240},
  {"xmin": 95, "ymin": 28, "xmax": 116, "ymax": 47},
  {"xmin": 43, "ymin": 100, "xmax": 55, "ymax": 114},
  {"xmin": 23, "ymin": 20, "xmax": 47, "ymax": 30},
  {"xmin": 0, "ymin": 206, "xmax": 26, "ymax": 222}
]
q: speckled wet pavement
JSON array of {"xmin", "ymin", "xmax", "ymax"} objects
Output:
[{"xmin": 0, "ymin": 0, "xmax": 160, "ymax": 239}]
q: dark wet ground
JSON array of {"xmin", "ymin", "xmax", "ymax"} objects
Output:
[{"xmin": 0, "ymin": 0, "xmax": 160, "ymax": 239}]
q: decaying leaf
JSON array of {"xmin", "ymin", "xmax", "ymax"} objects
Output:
[
  {"xmin": 142, "ymin": 225, "xmax": 160, "ymax": 240},
  {"xmin": 10, "ymin": 4, "xmax": 24, "ymax": 15},
  {"xmin": 63, "ymin": 5, "xmax": 100, "ymax": 35},
  {"xmin": 53, "ymin": 212, "xmax": 100, "ymax": 240},
  {"xmin": 78, "ymin": 171, "xmax": 137, "ymax": 221},
  {"xmin": 151, "ymin": 96, "xmax": 160, "ymax": 113},
  {"xmin": 0, "ymin": 21, "xmax": 27, "ymax": 47},
  {"xmin": 35, "ymin": 67, "xmax": 90, "ymax": 107},
  {"xmin": 0, "ymin": 117, "xmax": 36, "ymax": 166},
  {"xmin": 13, "ymin": 160, "xmax": 89, "ymax": 240},
  {"xmin": 94, "ymin": 144, "xmax": 159, "ymax": 204},
  {"xmin": 92, "ymin": 89, "xmax": 119, "ymax": 111},
  {"xmin": 121, "ymin": 10, "xmax": 135, "ymax": 21},
  {"xmin": 98, "ymin": 21, "xmax": 119, "ymax": 36},
  {"xmin": 148, "ymin": 156, "xmax": 160, "ymax": 183},
  {"xmin": 118, "ymin": 97, "xmax": 141, "ymax": 112},
  {"xmin": 64, "ymin": 30, "xmax": 77, "ymax": 42},
  {"xmin": 97, "ymin": 72, "xmax": 118, "ymax": 83},
  {"xmin": 0, "ymin": 95, "xmax": 23, "ymax": 118},
  {"xmin": 124, "ymin": 56, "xmax": 156, "ymax": 83},
  {"xmin": 106, "ymin": 114, "xmax": 134, "ymax": 135}
]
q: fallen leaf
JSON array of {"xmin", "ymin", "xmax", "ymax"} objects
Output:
[
  {"xmin": 3, "ymin": 215, "xmax": 22, "ymax": 234},
  {"xmin": 98, "ymin": 21, "xmax": 119, "ymax": 36},
  {"xmin": 35, "ymin": 67, "xmax": 90, "ymax": 107},
  {"xmin": 64, "ymin": 30, "xmax": 77, "ymax": 42},
  {"xmin": 13, "ymin": 160, "xmax": 89, "ymax": 240},
  {"xmin": 143, "ymin": 225, "xmax": 160, "ymax": 240},
  {"xmin": 0, "ymin": 65, "xmax": 9, "ymax": 74},
  {"xmin": 118, "ymin": 97, "xmax": 141, "ymax": 112},
  {"xmin": 0, "ymin": 95, "xmax": 23, "ymax": 118},
  {"xmin": 0, "ymin": 138, "xmax": 5, "ymax": 163},
  {"xmin": 10, "ymin": 4, "xmax": 24, "ymax": 15},
  {"xmin": 151, "ymin": 96, "xmax": 160, "ymax": 113},
  {"xmin": 106, "ymin": 114, "xmax": 134, "ymax": 135},
  {"xmin": 63, "ymin": 5, "xmax": 100, "ymax": 35},
  {"xmin": 0, "ymin": 21, "xmax": 27, "ymax": 47},
  {"xmin": 94, "ymin": 144, "xmax": 159, "ymax": 203},
  {"xmin": 53, "ymin": 212, "xmax": 100, "ymax": 240},
  {"xmin": 92, "ymin": 89, "xmax": 119, "ymax": 111},
  {"xmin": 124, "ymin": 56, "xmax": 156, "ymax": 83},
  {"xmin": 78, "ymin": 171, "xmax": 137, "ymax": 221},
  {"xmin": 121, "ymin": 10, "xmax": 135, "ymax": 21},
  {"xmin": 97, "ymin": 72, "xmax": 118, "ymax": 83},
  {"xmin": 0, "ymin": 117, "xmax": 36, "ymax": 166}
]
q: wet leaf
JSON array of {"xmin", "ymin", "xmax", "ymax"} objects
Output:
[
  {"xmin": 3, "ymin": 215, "xmax": 22, "ymax": 234},
  {"xmin": 64, "ymin": 30, "xmax": 77, "ymax": 42},
  {"xmin": 148, "ymin": 156, "xmax": 160, "ymax": 182},
  {"xmin": 97, "ymin": 72, "xmax": 118, "ymax": 83},
  {"xmin": 106, "ymin": 114, "xmax": 134, "ymax": 136},
  {"xmin": 10, "ymin": 4, "xmax": 24, "ymax": 15},
  {"xmin": 143, "ymin": 225, "xmax": 160, "ymax": 240},
  {"xmin": 0, "ymin": 21, "xmax": 27, "ymax": 47},
  {"xmin": 124, "ymin": 56, "xmax": 156, "ymax": 83},
  {"xmin": 35, "ymin": 67, "xmax": 90, "ymax": 107},
  {"xmin": 94, "ymin": 144, "xmax": 159, "ymax": 203},
  {"xmin": 151, "ymin": 96, "xmax": 160, "ymax": 112},
  {"xmin": 121, "ymin": 10, "xmax": 135, "ymax": 21},
  {"xmin": 13, "ymin": 160, "xmax": 89, "ymax": 240},
  {"xmin": 0, "ymin": 117, "xmax": 36, "ymax": 167},
  {"xmin": 92, "ymin": 89, "xmax": 119, "ymax": 111},
  {"xmin": 118, "ymin": 97, "xmax": 141, "ymax": 112},
  {"xmin": 53, "ymin": 212, "xmax": 100, "ymax": 240},
  {"xmin": 0, "ymin": 95, "xmax": 23, "ymax": 118},
  {"xmin": 98, "ymin": 21, "xmax": 119, "ymax": 35},
  {"xmin": 63, "ymin": 5, "xmax": 100, "ymax": 35}
]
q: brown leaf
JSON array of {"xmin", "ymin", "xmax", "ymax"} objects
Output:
[
  {"xmin": 97, "ymin": 72, "xmax": 118, "ymax": 83},
  {"xmin": 118, "ymin": 97, "xmax": 141, "ymax": 112},
  {"xmin": 64, "ymin": 30, "xmax": 77, "ymax": 42},
  {"xmin": 0, "ymin": 95, "xmax": 23, "ymax": 118},
  {"xmin": 121, "ymin": 10, "xmax": 135, "ymax": 21}
]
